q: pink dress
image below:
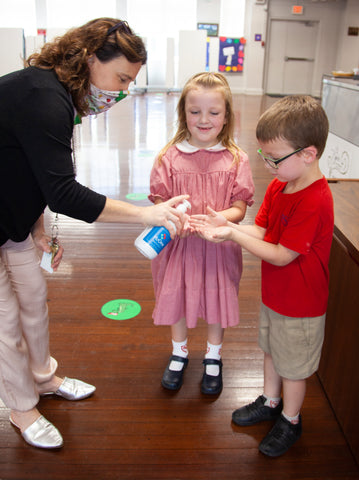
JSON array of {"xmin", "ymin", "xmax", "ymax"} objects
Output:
[{"xmin": 149, "ymin": 141, "xmax": 255, "ymax": 329}]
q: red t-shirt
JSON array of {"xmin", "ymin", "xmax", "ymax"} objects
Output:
[{"xmin": 255, "ymin": 177, "xmax": 334, "ymax": 317}]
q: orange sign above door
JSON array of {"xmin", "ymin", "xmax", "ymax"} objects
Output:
[{"xmin": 292, "ymin": 5, "xmax": 304, "ymax": 15}]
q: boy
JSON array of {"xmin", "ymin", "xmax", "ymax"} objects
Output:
[{"xmin": 190, "ymin": 95, "xmax": 334, "ymax": 457}]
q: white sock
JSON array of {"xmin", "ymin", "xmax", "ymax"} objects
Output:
[
  {"xmin": 263, "ymin": 394, "xmax": 281, "ymax": 408},
  {"xmin": 204, "ymin": 342, "xmax": 222, "ymax": 376},
  {"xmin": 282, "ymin": 411, "xmax": 300, "ymax": 424},
  {"xmin": 170, "ymin": 339, "xmax": 188, "ymax": 371}
]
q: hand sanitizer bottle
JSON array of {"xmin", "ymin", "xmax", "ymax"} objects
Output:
[{"xmin": 134, "ymin": 199, "xmax": 191, "ymax": 259}]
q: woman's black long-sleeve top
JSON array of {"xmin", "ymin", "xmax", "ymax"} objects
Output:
[{"xmin": 0, "ymin": 67, "xmax": 106, "ymax": 246}]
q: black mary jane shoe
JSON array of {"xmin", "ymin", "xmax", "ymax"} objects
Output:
[
  {"xmin": 161, "ymin": 355, "xmax": 189, "ymax": 390},
  {"xmin": 201, "ymin": 358, "xmax": 223, "ymax": 395}
]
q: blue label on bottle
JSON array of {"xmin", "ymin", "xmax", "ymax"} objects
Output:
[{"xmin": 143, "ymin": 226, "xmax": 171, "ymax": 254}]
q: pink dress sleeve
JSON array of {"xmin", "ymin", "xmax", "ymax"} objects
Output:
[
  {"xmin": 148, "ymin": 155, "xmax": 173, "ymax": 203},
  {"xmin": 231, "ymin": 152, "xmax": 255, "ymax": 207}
]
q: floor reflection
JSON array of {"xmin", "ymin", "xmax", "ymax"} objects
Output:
[{"xmin": 76, "ymin": 92, "xmax": 181, "ymax": 200}]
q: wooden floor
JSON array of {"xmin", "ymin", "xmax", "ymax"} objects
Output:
[{"xmin": 1, "ymin": 93, "xmax": 358, "ymax": 480}]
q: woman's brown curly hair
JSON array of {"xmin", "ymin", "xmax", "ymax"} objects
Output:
[{"xmin": 27, "ymin": 18, "xmax": 147, "ymax": 116}]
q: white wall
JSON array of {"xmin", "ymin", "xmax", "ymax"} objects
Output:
[
  {"xmin": 1, "ymin": 0, "xmax": 359, "ymax": 94},
  {"xmin": 197, "ymin": 0, "xmax": 221, "ymax": 24},
  {"xmin": 194, "ymin": 0, "xmax": 354, "ymax": 96},
  {"xmin": 206, "ymin": 0, "xmax": 358, "ymax": 96},
  {"xmin": 336, "ymin": 0, "xmax": 359, "ymax": 71},
  {"xmin": 177, "ymin": 30, "xmax": 207, "ymax": 88},
  {"xmin": 224, "ymin": 0, "xmax": 267, "ymax": 94},
  {"xmin": 127, "ymin": 0, "xmax": 197, "ymax": 89},
  {"xmin": 25, "ymin": 34, "xmax": 44, "ymax": 58},
  {"xmin": 0, "ymin": 28, "xmax": 25, "ymax": 76},
  {"xmin": 264, "ymin": 0, "xmax": 348, "ymax": 97}
]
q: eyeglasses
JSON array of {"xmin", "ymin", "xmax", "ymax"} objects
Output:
[{"xmin": 257, "ymin": 147, "xmax": 306, "ymax": 169}]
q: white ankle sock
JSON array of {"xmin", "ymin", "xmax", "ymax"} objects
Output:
[
  {"xmin": 282, "ymin": 411, "xmax": 300, "ymax": 424},
  {"xmin": 263, "ymin": 394, "xmax": 281, "ymax": 408},
  {"xmin": 170, "ymin": 339, "xmax": 188, "ymax": 371},
  {"xmin": 204, "ymin": 342, "xmax": 222, "ymax": 376}
]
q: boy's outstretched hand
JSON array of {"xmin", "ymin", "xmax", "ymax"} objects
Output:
[{"xmin": 189, "ymin": 207, "xmax": 233, "ymax": 243}]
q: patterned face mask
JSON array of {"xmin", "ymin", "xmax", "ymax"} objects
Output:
[
  {"xmin": 74, "ymin": 85, "xmax": 128, "ymax": 124},
  {"xmin": 86, "ymin": 84, "xmax": 128, "ymax": 115}
]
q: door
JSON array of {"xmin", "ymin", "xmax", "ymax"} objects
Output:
[{"xmin": 265, "ymin": 19, "xmax": 319, "ymax": 96}]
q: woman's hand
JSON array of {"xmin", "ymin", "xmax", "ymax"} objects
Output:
[
  {"xmin": 35, "ymin": 233, "xmax": 64, "ymax": 271},
  {"xmin": 48, "ymin": 240, "xmax": 64, "ymax": 271},
  {"xmin": 142, "ymin": 195, "xmax": 190, "ymax": 238},
  {"xmin": 32, "ymin": 221, "xmax": 64, "ymax": 272}
]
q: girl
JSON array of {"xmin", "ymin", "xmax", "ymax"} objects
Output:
[{"xmin": 149, "ymin": 72, "xmax": 255, "ymax": 394}]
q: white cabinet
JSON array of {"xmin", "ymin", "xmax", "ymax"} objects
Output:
[{"xmin": 320, "ymin": 76, "xmax": 359, "ymax": 179}]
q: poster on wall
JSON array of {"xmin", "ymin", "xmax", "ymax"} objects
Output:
[{"xmin": 219, "ymin": 37, "xmax": 246, "ymax": 72}]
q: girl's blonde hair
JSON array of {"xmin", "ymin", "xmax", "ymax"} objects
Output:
[
  {"xmin": 158, "ymin": 72, "xmax": 243, "ymax": 163},
  {"xmin": 27, "ymin": 18, "xmax": 147, "ymax": 116}
]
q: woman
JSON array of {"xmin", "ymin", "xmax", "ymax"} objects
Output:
[{"xmin": 0, "ymin": 17, "xmax": 186, "ymax": 449}]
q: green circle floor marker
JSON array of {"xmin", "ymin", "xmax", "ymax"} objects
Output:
[
  {"xmin": 126, "ymin": 193, "xmax": 148, "ymax": 201},
  {"xmin": 101, "ymin": 299, "xmax": 141, "ymax": 320}
]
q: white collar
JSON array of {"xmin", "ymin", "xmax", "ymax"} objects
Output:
[{"xmin": 176, "ymin": 139, "xmax": 226, "ymax": 153}]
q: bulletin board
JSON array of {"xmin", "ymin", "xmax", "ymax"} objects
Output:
[{"xmin": 218, "ymin": 37, "xmax": 246, "ymax": 72}]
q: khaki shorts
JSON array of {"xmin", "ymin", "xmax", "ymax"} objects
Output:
[{"xmin": 258, "ymin": 302, "xmax": 326, "ymax": 380}]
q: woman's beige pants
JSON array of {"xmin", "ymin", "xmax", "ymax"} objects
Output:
[{"xmin": 0, "ymin": 236, "xmax": 57, "ymax": 411}]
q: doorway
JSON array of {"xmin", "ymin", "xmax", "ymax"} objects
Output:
[{"xmin": 265, "ymin": 19, "xmax": 319, "ymax": 96}]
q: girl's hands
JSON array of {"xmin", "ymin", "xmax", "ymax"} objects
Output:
[
  {"xmin": 178, "ymin": 214, "xmax": 191, "ymax": 238},
  {"xmin": 143, "ymin": 201, "xmax": 234, "ymax": 242},
  {"xmin": 189, "ymin": 207, "xmax": 233, "ymax": 243}
]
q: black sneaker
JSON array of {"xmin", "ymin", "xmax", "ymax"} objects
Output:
[
  {"xmin": 232, "ymin": 395, "xmax": 283, "ymax": 426},
  {"xmin": 259, "ymin": 414, "xmax": 302, "ymax": 457}
]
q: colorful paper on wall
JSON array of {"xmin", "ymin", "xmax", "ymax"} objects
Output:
[{"xmin": 219, "ymin": 37, "xmax": 246, "ymax": 72}]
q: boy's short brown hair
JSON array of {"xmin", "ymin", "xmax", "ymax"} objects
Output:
[{"xmin": 256, "ymin": 95, "xmax": 329, "ymax": 158}]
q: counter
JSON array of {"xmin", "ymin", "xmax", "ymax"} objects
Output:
[
  {"xmin": 317, "ymin": 180, "xmax": 359, "ymax": 464},
  {"xmin": 329, "ymin": 180, "xmax": 359, "ymax": 264}
]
